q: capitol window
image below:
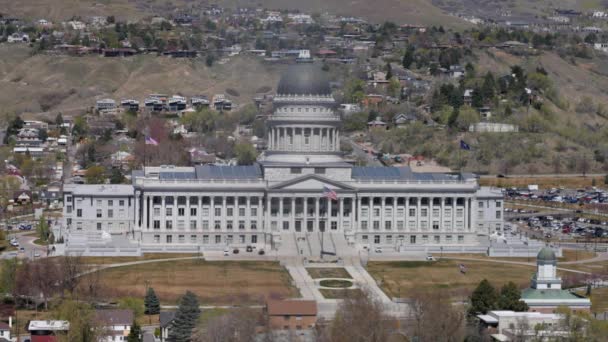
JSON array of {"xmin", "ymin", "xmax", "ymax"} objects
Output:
[{"xmin": 291, "ymin": 167, "xmax": 302, "ymax": 174}]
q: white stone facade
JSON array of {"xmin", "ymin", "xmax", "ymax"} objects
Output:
[{"xmin": 62, "ymin": 64, "xmax": 504, "ymax": 250}]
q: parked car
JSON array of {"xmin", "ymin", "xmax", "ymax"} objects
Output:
[
  {"xmin": 223, "ymin": 248, "xmax": 230, "ymax": 256},
  {"xmin": 426, "ymin": 255, "xmax": 436, "ymax": 261},
  {"xmin": 258, "ymin": 249, "xmax": 265, "ymax": 255},
  {"xmin": 233, "ymin": 248, "xmax": 239, "ymax": 254},
  {"xmin": 374, "ymin": 247, "xmax": 382, "ymax": 253},
  {"xmin": 34, "ymin": 251, "xmax": 41, "ymax": 258},
  {"xmin": 246, "ymin": 245, "xmax": 253, "ymax": 252}
]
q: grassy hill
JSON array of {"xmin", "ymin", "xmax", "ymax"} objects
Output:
[
  {"xmin": 0, "ymin": 45, "xmax": 285, "ymax": 116},
  {"xmin": 0, "ymin": 0, "xmax": 467, "ymax": 26}
]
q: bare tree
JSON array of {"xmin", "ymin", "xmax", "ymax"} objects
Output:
[
  {"xmin": 317, "ymin": 289, "xmax": 391, "ymax": 342},
  {"xmin": 193, "ymin": 308, "xmax": 261, "ymax": 342},
  {"xmin": 409, "ymin": 289, "xmax": 465, "ymax": 342},
  {"xmin": 579, "ymin": 155, "xmax": 591, "ymax": 177},
  {"xmin": 58, "ymin": 255, "xmax": 85, "ymax": 295}
]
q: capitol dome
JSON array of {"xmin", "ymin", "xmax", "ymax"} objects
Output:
[{"xmin": 276, "ymin": 64, "xmax": 331, "ymax": 96}]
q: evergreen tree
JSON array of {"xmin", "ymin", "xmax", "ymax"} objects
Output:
[
  {"xmin": 167, "ymin": 291, "xmax": 200, "ymax": 342},
  {"xmin": 385, "ymin": 62, "xmax": 393, "ymax": 80},
  {"xmin": 402, "ymin": 46, "xmax": 415, "ymax": 69},
  {"xmin": 469, "ymin": 279, "xmax": 498, "ymax": 315},
  {"xmin": 497, "ymin": 281, "xmax": 528, "ymax": 311},
  {"xmin": 127, "ymin": 321, "xmax": 142, "ymax": 342},
  {"xmin": 471, "ymin": 87, "xmax": 484, "ymax": 108},
  {"xmin": 481, "ymin": 72, "xmax": 496, "ymax": 101},
  {"xmin": 144, "ymin": 287, "xmax": 160, "ymax": 315}
]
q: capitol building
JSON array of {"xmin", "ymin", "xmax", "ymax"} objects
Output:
[{"xmin": 63, "ymin": 64, "xmax": 504, "ymax": 251}]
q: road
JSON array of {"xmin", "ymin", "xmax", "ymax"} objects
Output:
[
  {"xmin": 343, "ymin": 138, "xmax": 382, "ymax": 166},
  {"xmin": 2, "ymin": 230, "xmax": 48, "ymax": 260}
]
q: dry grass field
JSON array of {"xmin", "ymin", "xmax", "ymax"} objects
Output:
[
  {"xmin": 367, "ymin": 259, "xmax": 536, "ymax": 299},
  {"xmin": 85, "ymin": 259, "xmax": 298, "ymax": 304},
  {"xmin": 0, "ymin": 51, "xmax": 286, "ymax": 116},
  {"xmin": 441, "ymin": 250, "xmax": 597, "ymax": 263},
  {"xmin": 307, "ymin": 268, "xmax": 352, "ymax": 279},
  {"xmin": 0, "ymin": 0, "xmax": 467, "ymax": 26}
]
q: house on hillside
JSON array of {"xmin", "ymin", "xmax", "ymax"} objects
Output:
[
  {"xmin": 7, "ymin": 32, "xmax": 29, "ymax": 43},
  {"xmin": 159, "ymin": 311, "xmax": 176, "ymax": 341},
  {"xmin": 0, "ymin": 321, "xmax": 11, "ymax": 341},
  {"xmin": 96, "ymin": 98, "xmax": 116, "ymax": 112},
  {"xmin": 368, "ymin": 116, "xmax": 387, "ymax": 129},
  {"xmin": 28, "ymin": 320, "xmax": 70, "ymax": 342},
  {"xmin": 94, "ymin": 309, "xmax": 134, "ymax": 342},
  {"xmin": 393, "ymin": 113, "xmax": 417, "ymax": 128},
  {"xmin": 266, "ymin": 300, "xmax": 317, "ymax": 330}
]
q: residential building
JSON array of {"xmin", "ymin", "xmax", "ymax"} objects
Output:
[
  {"xmin": 7, "ymin": 32, "xmax": 29, "ymax": 43},
  {"xmin": 63, "ymin": 64, "xmax": 504, "ymax": 250},
  {"xmin": 266, "ymin": 299, "xmax": 317, "ymax": 330},
  {"xmin": 0, "ymin": 321, "xmax": 10, "ymax": 342},
  {"xmin": 96, "ymin": 98, "xmax": 117, "ymax": 112},
  {"xmin": 159, "ymin": 311, "xmax": 176, "ymax": 341},
  {"xmin": 28, "ymin": 320, "xmax": 70, "ymax": 342},
  {"xmin": 94, "ymin": 309, "xmax": 134, "ymax": 342},
  {"xmin": 477, "ymin": 310, "xmax": 566, "ymax": 341},
  {"xmin": 521, "ymin": 247, "xmax": 591, "ymax": 313}
]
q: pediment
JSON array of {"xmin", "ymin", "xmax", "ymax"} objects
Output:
[{"xmin": 270, "ymin": 174, "xmax": 354, "ymax": 191}]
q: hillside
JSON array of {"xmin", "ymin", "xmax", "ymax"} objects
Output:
[
  {"xmin": 0, "ymin": 0, "xmax": 467, "ymax": 26},
  {"xmin": 0, "ymin": 45, "xmax": 284, "ymax": 117}
]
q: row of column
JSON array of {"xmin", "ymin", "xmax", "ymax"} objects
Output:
[
  {"xmin": 356, "ymin": 196, "xmax": 471, "ymax": 232},
  {"xmin": 141, "ymin": 194, "xmax": 264, "ymax": 232},
  {"xmin": 136, "ymin": 194, "xmax": 473, "ymax": 233},
  {"xmin": 268, "ymin": 126, "xmax": 339, "ymax": 152},
  {"xmin": 265, "ymin": 196, "xmax": 352, "ymax": 232}
]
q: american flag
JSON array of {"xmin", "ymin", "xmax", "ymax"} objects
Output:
[
  {"xmin": 323, "ymin": 186, "xmax": 338, "ymax": 201},
  {"xmin": 145, "ymin": 136, "xmax": 159, "ymax": 146}
]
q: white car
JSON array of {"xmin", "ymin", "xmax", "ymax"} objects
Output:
[
  {"xmin": 374, "ymin": 247, "xmax": 382, "ymax": 253},
  {"xmin": 426, "ymin": 256, "xmax": 436, "ymax": 261},
  {"xmin": 223, "ymin": 248, "xmax": 230, "ymax": 257},
  {"xmin": 34, "ymin": 251, "xmax": 41, "ymax": 258}
]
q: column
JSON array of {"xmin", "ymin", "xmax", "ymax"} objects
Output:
[
  {"xmin": 143, "ymin": 194, "xmax": 148, "ymax": 229},
  {"xmin": 336, "ymin": 130, "xmax": 340, "ymax": 151},
  {"xmin": 405, "ymin": 196, "xmax": 409, "ymax": 232},
  {"xmin": 210, "ymin": 196, "xmax": 215, "ymax": 230},
  {"xmin": 453, "ymin": 197, "xmax": 457, "ymax": 230},
  {"xmin": 265, "ymin": 195, "xmax": 271, "ymax": 232},
  {"xmin": 315, "ymin": 197, "xmax": 320, "ymax": 231},
  {"xmin": 303, "ymin": 196, "xmax": 308, "ymax": 231},
  {"xmin": 466, "ymin": 198, "xmax": 470, "ymax": 231},
  {"xmin": 222, "ymin": 196, "xmax": 227, "ymax": 231},
  {"xmin": 279, "ymin": 196, "xmax": 284, "ymax": 229},
  {"xmin": 339, "ymin": 197, "xmax": 344, "ymax": 231},
  {"xmin": 380, "ymin": 196, "xmax": 385, "ymax": 231},
  {"xmin": 440, "ymin": 197, "xmax": 445, "ymax": 231},
  {"xmin": 357, "ymin": 196, "xmax": 362, "ymax": 230},
  {"xmin": 318, "ymin": 128, "xmax": 322, "ymax": 150},
  {"xmin": 246, "ymin": 196, "xmax": 251, "ymax": 230},
  {"xmin": 329, "ymin": 129, "xmax": 333, "ymax": 151},
  {"xmin": 328, "ymin": 198, "xmax": 333, "ymax": 230},
  {"xmin": 416, "ymin": 197, "xmax": 421, "ymax": 231},
  {"xmin": 393, "ymin": 196, "xmax": 397, "ymax": 231},
  {"xmin": 291, "ymin": 197, "xmax": 296, "ymax": 232},
  {"xmin": 269, "ymin": 128, "xmax": 273, "ymax": 149}
]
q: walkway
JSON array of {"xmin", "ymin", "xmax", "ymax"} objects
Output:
[{"xmin": 441, "ymin": 254, "xmax": 607, "ymax": 275}]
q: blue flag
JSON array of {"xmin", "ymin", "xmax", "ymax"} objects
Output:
[{"xmin": 460, "ymin": 140, "xmax": 471, "ymax": 151}]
